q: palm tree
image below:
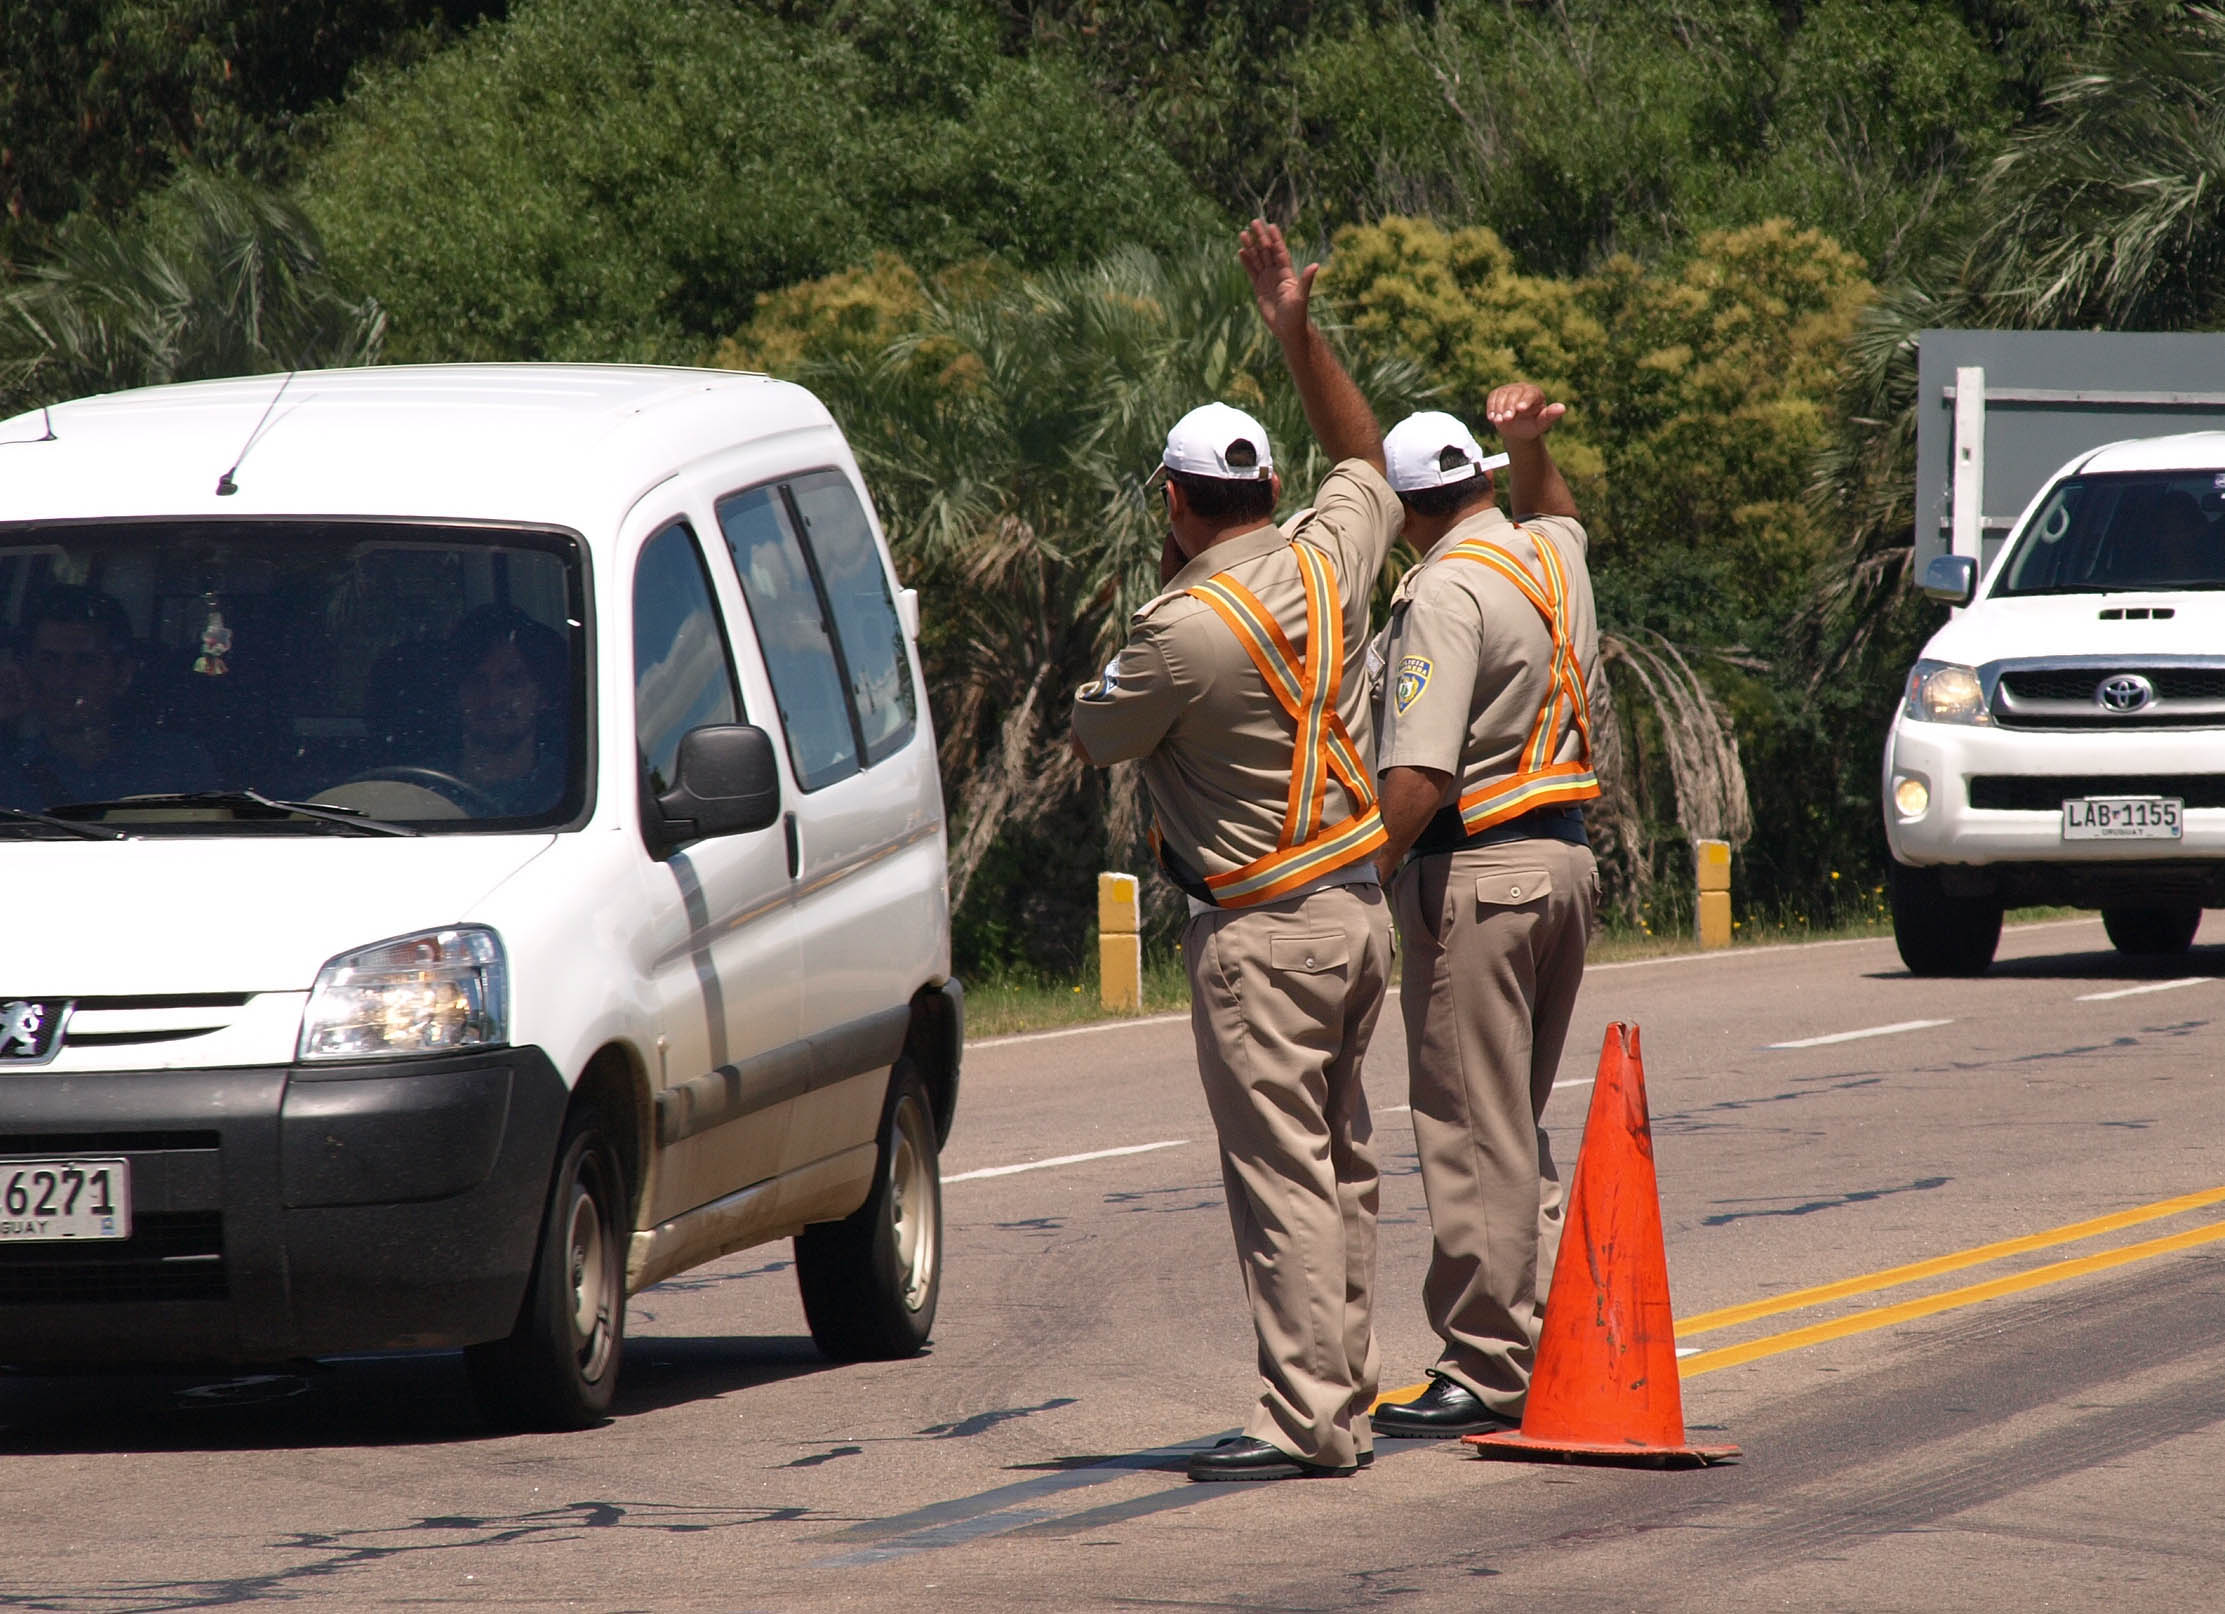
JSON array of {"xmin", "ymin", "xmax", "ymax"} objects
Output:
[
  {"xmin": 0, "ymin": 173, "xmax": 385, "ymax": 417},
  {"xmin": 803, "ymin": 244, "xmax": 1431, "ymax": 919}
]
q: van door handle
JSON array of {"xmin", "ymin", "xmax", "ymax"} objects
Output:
[{"xmin": 783, "ymin": 811, "xmax": 800, "ymax": 879}]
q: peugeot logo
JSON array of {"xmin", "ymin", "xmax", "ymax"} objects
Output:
[{"xmin": 2097, "ymin": 674, "xmax": 2156, "ymax": 713}]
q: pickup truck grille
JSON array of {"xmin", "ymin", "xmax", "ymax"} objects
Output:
[
  {"xmin": 1993, "ymin": 664, "xmax": 2225, "ymax": 729},
  {"xmin": 1970, "ymin": 774, "xmax": 2225, "ymax": 811}
]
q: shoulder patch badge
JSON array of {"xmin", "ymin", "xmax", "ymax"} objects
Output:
[{"xmin": 1394, "ymin": 655, "xmax": 1432, "ymax": 714}]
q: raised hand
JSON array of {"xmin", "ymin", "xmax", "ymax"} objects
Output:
[
  {"xmin": 1485, "ymin": 382, "xmax": 1566, "ymax": 442},
  {"xmin": 1238, "ymin": 218, "xmax": 1316, "ymax": 343}
]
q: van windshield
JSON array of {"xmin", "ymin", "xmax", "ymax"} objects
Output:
[
  {"xmin": 1998, "ymin": 471, "xmax": 2225, "ymax": 595},
  {"xmin": 0, "ymin": 521, "xmax": 589, "ymax": 832}
]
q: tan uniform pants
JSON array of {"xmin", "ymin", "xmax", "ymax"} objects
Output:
[
  {"xmin": 1183, "ymin": 881, "xmax": 1392, "ymax": 1469},
  {"xmin": 1392, "ymin": 837, "xmax": 1597, "ymax": 1418}
]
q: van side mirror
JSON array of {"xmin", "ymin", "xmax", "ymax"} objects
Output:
[
  {"xmin": 1921, "ymin": 554, "xmax": 1977, "ymax": 606},
  {"xmin": 655, "ymin": 724, "xmax": 781, "ymax": 845}
]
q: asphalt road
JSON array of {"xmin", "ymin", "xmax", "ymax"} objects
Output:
[{"xmin": 6, "ymin": 914, "xmax": 2225, "ymax": 1612}]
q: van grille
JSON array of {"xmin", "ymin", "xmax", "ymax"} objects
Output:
[
  {"xmin": 0, "ymin": 1211, "xmax": 226, "ymax": 1303},
  {"xmin": 1969, "ymin": 774, "xmax": 2225, "ymax": 811}
]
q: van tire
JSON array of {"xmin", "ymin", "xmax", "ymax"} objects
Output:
[
  {"xmin": 1889, "ymin": 861, "xmax": 2002, "ymax": 976},
  {"xmin": 794, "ymin": 1066, "xmax": 941, "ymax": 1361},
  {"xmin": 2102, "ymin": 905, "xmax": 2202, "ymax": 957},
  {"xmin": 466, "ymin": 1107, "xmax": 629, "ymax": 1430}
]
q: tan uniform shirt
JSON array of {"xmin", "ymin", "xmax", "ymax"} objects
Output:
[
  {"xmin": 1374, "ymin": 506, "xmax": 1596, "ymax": 800},
  {"xmin": 1071, "ymin": 460, "xmax": 1402, "ymax": 882}
]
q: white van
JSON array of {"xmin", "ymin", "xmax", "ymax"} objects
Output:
[
  {"xmin": 0, "ymin": 365, "xmax": 960, "ymax": 1427},
  {"xmin": 1886, "ymin": 429, "xmax": 2225, "ymax": 974}
]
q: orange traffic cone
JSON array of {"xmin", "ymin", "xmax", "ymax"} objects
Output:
[{"xmin": 1464, "ymin": 1023, "xmax": 1738, "ymax": 1468}]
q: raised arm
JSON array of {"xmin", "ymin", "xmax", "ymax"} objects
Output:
[
  {"xmin": 1239, "ymin": 220, "xmax": 1383, "ymax": 474},
  {"xmin": 1485, "ymin": 381, "xmax": 1577, "ymax": 520}
]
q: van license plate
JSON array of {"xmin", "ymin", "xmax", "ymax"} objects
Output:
[
  {"xmin": 2062, "ymin": 797, "xmax": 2183, "ymax": 841},
  {"xmin": 0, "ymin": 1158, "xmax": 130, "ymax": 1242}
]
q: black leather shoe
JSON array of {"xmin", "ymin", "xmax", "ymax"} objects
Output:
[
  {"xmin": 1186, "ymin": 1436, "xmax": 1355, "ymax": 1481},
  {"xmin": 1371, "ymin": 1374, "xmax": 1517, "ymax": 1439}
]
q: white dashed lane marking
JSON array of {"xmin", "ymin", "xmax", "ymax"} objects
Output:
[
  {"xmin": 2075, "ymin": 977, "xmax": 2214, "ymax": 1002},
  {"xmin": 1767, "ymin": 1018, "xmax": 1953, "ymax": 1050},
  {"xmin": 944, "ymin": 1139, "xmax": 1189, "ymax": 1184}
]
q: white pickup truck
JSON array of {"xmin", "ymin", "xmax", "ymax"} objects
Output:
[{"xmin": 1885, "ymin": 430, "xmax": 2225, "ymax": 975}]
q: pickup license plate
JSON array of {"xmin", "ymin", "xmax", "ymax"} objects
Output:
[
  {"xmin": 0, "ymin": 1158, "xmax": 130, "ymax": 1242},
  {"xmin": 2062, "ymin": 796, "xmax": 2183, "ymax": 841}
]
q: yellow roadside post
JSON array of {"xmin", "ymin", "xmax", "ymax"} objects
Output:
[
  {"xmin": 1098, "ymin": 872, "xmax": 1142, "ymax": 1012},
  {"xmin": 1696, "ymin": 839, "xmax": 1732, "ymax": 950}
]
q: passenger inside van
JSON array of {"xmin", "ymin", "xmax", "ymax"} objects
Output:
[
  {"xmin": 448, "ymin": 604, "xmax": 569, "ymax": 816},
  {"xmin": 1, "ymin": 585, "xmax": 216, "ymax": 807}
]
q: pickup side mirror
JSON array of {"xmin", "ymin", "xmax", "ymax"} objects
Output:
[
  {"xmin": 1921, "ymin": 554, "xmax": 1977, "ymax": 606},
  {"xmin": 654, "ymin": 724, "xmax": 781, "ymax": 846}
]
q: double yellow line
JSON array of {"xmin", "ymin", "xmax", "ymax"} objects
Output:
[
  {"xmin": 1376, "ymin": 1184, "xmax": 2225, "ymax": 1409},
  {"xmin": 1677, "ymin": 1183, "xmax": 2225, "ymax": 1377}
]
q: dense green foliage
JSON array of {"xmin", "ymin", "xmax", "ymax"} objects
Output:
[
  {"xmin": 10, "ymin": 0, "xmax": 2225, "ymax": 966},
  {"xmin": 0, "ymin": 1, "xmax": 501, "ymax": 261},
  {"xmin": 302, "ymin": 0, "xmax": 1219, "ymax": 361}
]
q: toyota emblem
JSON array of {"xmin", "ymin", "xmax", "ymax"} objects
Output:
[{"xmin": 2097, "ymin": 673, "xmax": 2155, "ymax": 713}]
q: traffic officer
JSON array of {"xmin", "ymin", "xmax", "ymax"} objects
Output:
[
  {"xmin": 1364, "ymin": 392, "xmax": 1601, "ymax": 1439},
  {"xmin": 1070, "ymin": 220, "xmax": 1403, "ymax": 1481}
]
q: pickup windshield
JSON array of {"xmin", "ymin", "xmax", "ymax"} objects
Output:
[
  {"xmin": 1998, "ymin": 471, "xmax": 2225, "ymax": 595},
  {"xmin": 0, "ymin": 520, "xmax": 588, "ymax": 831}
]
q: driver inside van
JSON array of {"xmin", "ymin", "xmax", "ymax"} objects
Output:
[
  {"xmin": 449, "ymin": 604, "xmax": 569, "ymax": 816},
  {"xmin": 1, "ymin": 584, "xmax": 216, "ymax": 808}
]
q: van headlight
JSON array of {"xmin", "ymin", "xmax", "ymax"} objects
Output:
[
  {"xmin": 1904, "ymin": 661, "xmax": 1991, "ymax": 725},
  {"xmin": 299, "ymin": 928, "xmax": 508, "ymax": 1061}
]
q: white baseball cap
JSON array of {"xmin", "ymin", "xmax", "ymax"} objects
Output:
[
  {"xmin": 1162, "ymin": 402, "xmax": 1274, "ymax": 481},
  {"xmin": 1384, "ymin": 410, "xmax": 1509, "ymax": 494}
]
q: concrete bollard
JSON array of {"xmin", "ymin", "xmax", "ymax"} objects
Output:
[
  {"xmin": 1695, "ymin": 839, "xmax": 1731, "ymax": 950},
  {"xmin": 1098, "ymin": 872, "xmax": 1142, "ymax": 1012}
]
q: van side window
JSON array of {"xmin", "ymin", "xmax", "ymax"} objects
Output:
[
  {"xmin": 786, "ymin": 471, "xmax": 917, "ymax": 765},
  {"xmin": 633, "ymin": 523, "xmax": 741, "ymax": 797},
  {"xmin": 716, "ymin": 484, "xmax": 860, "ymax": 791}
]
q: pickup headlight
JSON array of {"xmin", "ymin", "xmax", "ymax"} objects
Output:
[
  {"xmin": 299, "ymin": 927, "xmax": 508, "ymax": 1061},
  {"xmin": 1903, "ymin": 660, "xmax": 1991, "ymax": 725}
]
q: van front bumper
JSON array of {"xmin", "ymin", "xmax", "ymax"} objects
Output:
[
  {"xmin": 0, "ymin": 1047, "xmax": 567, "ymax": 1368},
  {"xmin": 1884, "ymin": 715, "xmax": 2225, "ymax": 904}
]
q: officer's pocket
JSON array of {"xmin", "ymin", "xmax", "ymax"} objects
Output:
[
  {"xmin": 1269, "ymin": 934, "xmax": 1349, "ymax": 975},
  {"xmin": 1475, "ymin": 868, "xmax": 1553, "ymax": 908}
]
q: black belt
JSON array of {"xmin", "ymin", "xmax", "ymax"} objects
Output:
[{"xmin": 1409, "ymin": 802, "xmax": 1588, "ymax": 858}]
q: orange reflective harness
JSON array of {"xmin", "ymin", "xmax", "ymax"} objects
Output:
[
  {"xmin": 1436, "ymin": 531, "xmax": 1600, "ymax": 833},
  {"xmin": 1155, "ymin": 539, "xmax": 1387, "ymax": 908}
]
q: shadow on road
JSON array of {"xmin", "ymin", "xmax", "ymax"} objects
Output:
[
  {"xmin": 1866, "ymin": 938, "xmax": 2225, "ymax": 983},
  {"xmin": 0, "ymin": 1332, "xmax": 837, "ymax": 1453}
]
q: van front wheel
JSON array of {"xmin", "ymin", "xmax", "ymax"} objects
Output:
[
  {"xmin": 466, "ymin": 1107, "xmax": 628, "ymax": 1430},
  {"xmin": 794, "ymin": 1066, "xmax": 941, "ymax": 1361}
]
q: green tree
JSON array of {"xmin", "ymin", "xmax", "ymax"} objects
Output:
[
  {"xmin": 729, "ymin": 242, "xmax": 1428, "ymax": 963},
  {"xmin": 0, "ymin": 173, "xmax": 384, "ymax": 417},
  {"xmin": 0, "ymin": 0, "xmax": 501, "ymax": 261},
  {"xmin": 302, "ymin": 0, "xmax": 1218, "ymax": 363}
]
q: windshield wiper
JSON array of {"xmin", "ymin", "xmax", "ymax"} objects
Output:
[
  {"xmin": 46, "ymin": 790, "xmax": 421, "ymax": 837},
  {"xmin": 0, "ymin": 805, "xmax": 131, "ymax": 840}
]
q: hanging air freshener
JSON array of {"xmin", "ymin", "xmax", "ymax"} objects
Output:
[{"xmin": 193, "ymin": 596, "xmax": 233, "ymax": 677}]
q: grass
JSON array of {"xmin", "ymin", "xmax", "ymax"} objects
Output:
[{"xmin": 962, "ymin": 903, "xmax": 2090, "ymax": 1040}]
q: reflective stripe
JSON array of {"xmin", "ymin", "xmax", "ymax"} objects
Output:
[
  {"xmin": 1174, "ymin": 541, "xmax": 1386, "ymax": 908},
  {"xmin": 1438, "ymin": 532, "xmax": 1601, "ymax": 834}
]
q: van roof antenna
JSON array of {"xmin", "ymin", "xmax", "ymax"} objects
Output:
[{"xmin": 215, "ymin": 370, "xmax": 297, "ymax": 496}]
